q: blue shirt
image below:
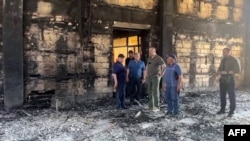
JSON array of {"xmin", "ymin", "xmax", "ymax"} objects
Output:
[
  {"xmin": 113, "ymin": 61, "xmax": 126, "ymax": 85},
  {"xmin": 128, "ymin": 60, "xmax": 145, "ymax": 79},
  {"xmin": 164, "ymin": 63, "xmax": 182, "ymax": 86}
]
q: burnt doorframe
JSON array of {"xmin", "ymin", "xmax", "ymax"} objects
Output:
[
  {"xmin": 111, "ymin": 22, "xmax": 150, "ymax": 64},
  {"xmin": 107, "ymin": 22, "xmax": 150, "ymax": 87},
  {"xmin": 112, "ymin": 28, "xmax": 143, "ymax": 61}
]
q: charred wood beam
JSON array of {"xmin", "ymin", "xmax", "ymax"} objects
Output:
[
  {"xmin": 160, "ymin": 0, "xmax": 175, "ymax": 57},
  {"xmin": 228, "ymin": 0, "xmax": 234, "ymax": 22},
  {"xmin": 0, "ymin": 28, "xmax": 2, "ymax": 52},
  {"xmin": 3, "ymin": 0, "xmax": 24, "ymax": 109},
  {"xmin": 78, "ymin": 0, "xmax": 83, "ymax": 44},
  {"xmin": 91, "ymin": 4, "xmax": 158, "ymax": 26},
  {"xmin": 140, "ymin": 30, "xmax": 150, "ymax": 63},
  {"xmin": 91, "ymin": 21, "xmax": 111, "ymax": 34},
  {"xmin": 189, "ymin": 40, "xmax": 197, "ymax": 87},
  {"xmin": 82, "ymin": 0, "xmax": 92, "ymax": 41},
  {"xmin": 173, "ymin": 18, "xmax": 244, "ymax": 37}
]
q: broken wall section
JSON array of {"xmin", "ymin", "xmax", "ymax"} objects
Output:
[
  {"xmin": 174, "ymin": 0, "xmax": 245, "ymax": 92},
  {"xmin": 23, "ymin": 0, "xmax": 97, "ymax": 108},
  {"xmin": 23, "ymin": 0, "xmax": 159, "ymax": 108}
]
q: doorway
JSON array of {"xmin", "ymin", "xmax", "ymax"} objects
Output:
[{"xmin": 112, "ymin": 29, "xmax": 148, "ymax": 65}]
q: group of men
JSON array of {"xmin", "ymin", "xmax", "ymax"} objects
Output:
[
  {"xmin": 112, "ymin": 50, "xmax": 146, "ymax": 110},
  {"xmin": 112, "ymin": 46, "xmax": 240, "ymax": 117}
]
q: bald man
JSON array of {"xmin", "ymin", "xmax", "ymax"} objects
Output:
[{"xmin": 217, "ymin": 47, "xmax": 241, "ymax": 117}]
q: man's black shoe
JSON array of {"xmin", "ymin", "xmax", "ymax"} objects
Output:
[
  {"xmin": 116, "ymin": 107, "xmax": 122, "ymax": 110},
  {"xmin": 165, "ymin": 111, "xmax": 172, "ymax": 116},
  {"xmin": 130, "ymin": 101, "xmax": 138, "ymax": 106},
  {"xmin": 173, "ymin": 112, "xmax": 179, "ymax": 115},
  {"xmin": 122, "ymin": 106, "xmax": 129, "ymax": 109},
  {"xmin": 133, "ymin": 102, "xmax": 138, "ymax": 105},
  {"xmin": 228, "ymin": 111, "xmax": 234, "ymax": 117},
  {"xmin": 173, "ymin": 112, "xmax": 181, "ymax": 118},
  {"xmin": 216, "ymin": 110, "xmax": 225, "ymax": 114}
]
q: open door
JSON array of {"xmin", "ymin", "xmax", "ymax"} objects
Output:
[{"xmin": 112, "ymin": 29, "xmax": 148, "ymax": 64}]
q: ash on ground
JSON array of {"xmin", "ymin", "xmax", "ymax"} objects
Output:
[{"xmin": 1, "ymin": 91, "xmax": 250, "ymax": 141}]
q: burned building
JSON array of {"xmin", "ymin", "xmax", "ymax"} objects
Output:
[{"xmin": 0, "ymin": 0, "xmax": 249, "ymax": 109}]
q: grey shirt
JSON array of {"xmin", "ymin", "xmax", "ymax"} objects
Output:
[{"xmin": 146, "ymin": 55, "xmax": 165, "ymax": 77}]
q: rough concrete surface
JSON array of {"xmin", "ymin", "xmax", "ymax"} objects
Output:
[{"xmin": 0, "ymin": 90, "xmax": 250, "ymax": 141}]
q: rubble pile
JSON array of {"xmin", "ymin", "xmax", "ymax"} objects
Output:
[{"xmin": 0, "ymin": 91, "xmax": 250, "ymax": 141}]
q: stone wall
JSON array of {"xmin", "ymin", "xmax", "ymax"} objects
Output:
[
  {"xmin": 0, "ymin": 0, "xmax": 3, "ymax": 98},
  {"xmin": 23, "ymin": 0, "xmax": 96, "ymax": 107},
  {"xmin": 1, "ymin": 0, "xmax": 247, "ymax": 108},
  {"xmin": 173, "ymin": 0, "xmax": 244, "ymax": 91},
  {"xmin": 22, "ymin": 0, "xmax": 158, "ymax": 107},
  {"xmin": 243, "ymin": 1, "xmax": 250, "ymax": 87}
]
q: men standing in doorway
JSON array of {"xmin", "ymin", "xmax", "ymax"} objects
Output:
[
  {"xmin": 162, "ymin": 54, "xmax": 182, "ymax": 116},
  {"xmin": 217, "ymin": 47, "xmax": 241, "ymax": 117},
  {"xmin": 112, "ymin": 54, "xmax": 128, "ymax": 109},
  {"xmin": 145, "ymin": 46, "xmax": 166, "ymax": 112},
  {"xmin": 127, "ymin": 53, "xmax": 146, "ymax": 105},
  {"xmin": 125, "ymin": 50, "xmax": 134, "ymax": 68}
]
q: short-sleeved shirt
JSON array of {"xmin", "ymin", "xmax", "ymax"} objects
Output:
[
  {"xmin": 164, "ymin": 63, "xmax": 182, "ymax": 86},
  {"xmin": 113, "ymin": 61, "xmax": 126, "ymax": 85},
  {"xmin": 146, "ymin": 55, "xmax": 165, "ymax": 77},
  {"xmin": 128, "ymin": 60, "xmax": 145, "ymax": 79}
]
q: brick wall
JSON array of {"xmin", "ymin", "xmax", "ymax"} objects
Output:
[
  {"xmin": 91, "ymin": 34, "xmax": 112, "ymax": 94},
  {"xmin": 174, "ymin": 0, "xmax": 244, "ymax": 92},
  {"xmin": 23, "ymin": 0, "xmax": 97, "ymax": 107},
  {"xmin": 22, "ymin": 0, "xmax": 159, "ymax": 107}
]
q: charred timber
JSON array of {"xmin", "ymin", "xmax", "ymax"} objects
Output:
[
  {"xmin": 91, "ymin": 4, "xmax": 158, "ymax": 26},
  {"xmin": 173, "ymin": 17, "xmax": 244, "ymax": 37}
]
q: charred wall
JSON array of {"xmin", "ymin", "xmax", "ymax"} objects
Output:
[
  {"xmin": 243, "ymin": 1, "xmax": 250, "ymax": 88},
  {"xmin": 2, "ymin": 0, "xmax": 247, "ymax": 108},
  {"xmin": 162, "ymin": 0, "xmax": 245, "ymax": 92},
  {"xmin": 3, "ymin": 0, "xmax": 24, "ymax": 109},
  {"xmin": 23, "ymin": 0, "xmax": 94, "ymax": 108},
  {"xmin": 0, "ymin": 0, "xmax": 3, "ymax": 99},
  {"xmin": 23, "ymin": 0, "xmax": 159, "ymax": 108}
]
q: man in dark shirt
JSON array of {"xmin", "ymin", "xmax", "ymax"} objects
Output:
[
  {"xmin": 125, "ymin": 50, "xmax": 134, "ymax": 67},
  {"xmin": 112, "ymin": 54, "xmax": 128, "ymax": 109},
  {"xmin": 125, "ymin": 50, "xmax": 134, "ymax": 98},
  {"xmin": 127, "ymin": 53, "xmax": 146, "ymax": 105},
  {"xmin": 217, "ymin": 47, "xmax": 241, "ymax": 117}
]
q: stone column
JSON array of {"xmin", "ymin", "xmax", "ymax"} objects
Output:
[
  {"xmin": 243, "ymin": 0, "xmax": 250, "ymax": 87},
  {"xmin": 3, "ymin": 0, "xmax": 24, "ymax": 109},
  {"xmin": 159, "ymin": 0, "xmax": 175, "ymax": 56}
]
